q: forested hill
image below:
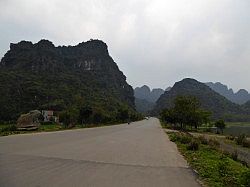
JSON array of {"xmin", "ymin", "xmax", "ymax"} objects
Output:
[
  {"xmin": 0, "ymin": 39, "xmax": 136, "ymax": 121},
  {"xmin": 153, "ymin": 78, "xmax": 250, "ymax": 121}
]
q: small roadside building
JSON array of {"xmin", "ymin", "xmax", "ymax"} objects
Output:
[{"xmin": 41, "ymin": 110, "xmax": 59, "ymax": 123}]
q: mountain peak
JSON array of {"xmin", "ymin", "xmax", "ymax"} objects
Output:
[
  {"xmin": 206, "ymin": 82, "xmax": 250, "ymax": 104},
  {"xmin": 134, "ymin": 85, "xmax": 165, "ymax": 103},
  {"xmin": 35, "ymin": 39, "xmax": 55, "ymax": 48},
  {"xmin": 153, "ymin": 78, "xmax": 249, "ymax": 121},
  {"xmin": 0, "ymin": 39, "xmax": 135, "ymax": 121}
]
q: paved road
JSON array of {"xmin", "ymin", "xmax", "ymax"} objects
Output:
[{"xmin": 0, "ymin": 118, "xmax": 200, "ymax": 187}]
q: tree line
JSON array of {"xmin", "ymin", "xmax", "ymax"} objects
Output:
[
  {"xmin": 160, "ymin": 96, "xmax": 226, "ymax": 132},
  {"xmin": 59, "ymin": 105, "xmax": 143, "ymax": 128}
]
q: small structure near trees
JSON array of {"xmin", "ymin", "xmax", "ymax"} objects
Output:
[{"xmin": 41, "ymin": 110, "xmax": 59, "ymax": 123}]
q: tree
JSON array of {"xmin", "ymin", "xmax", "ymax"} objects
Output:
[
  {"xmin": 160, "ymin": 96, "xmax": 211, "ymax": 130},
  {"xmin": 79, "ymin": 106, "xmax": 93, "ymax": 125},
  {"xmin": 160, "ymin": 108, "xmax": 177, "ymax": 126},
  {"xmin": 117, "ymin": 108, "xmax": 129, "ymax": 122},
  {"xmin": 59, "ymin": 108, "xmax": 78, "ymax": 128},
  {"xmin": 215, "ymin": 119, "xmax": 226, "ymax": 134}
]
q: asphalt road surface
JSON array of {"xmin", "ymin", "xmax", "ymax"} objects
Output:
[{"xmin": 0, "ymin": 118, "xmax": 200, "ymax": 187}]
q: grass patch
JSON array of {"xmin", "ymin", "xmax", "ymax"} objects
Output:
[
  {"xmin": 167, "ymin": 132, "xmax": 250, "ymax": 187},
  {"xmin": 38, "ymin": 122, "xmax": 63, "ymax": 131},
  {"xmin": 226, "ymin": 122, "xmax": 250, "ymax": 127}
]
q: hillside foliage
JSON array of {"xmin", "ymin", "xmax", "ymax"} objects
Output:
[
  {"xmin": 0, "ymin": 39, "xmax": 141, "ymax": 123},
  {"xmin": 154, "ymin": 78, "xmax": 250, "ymax": 121}
]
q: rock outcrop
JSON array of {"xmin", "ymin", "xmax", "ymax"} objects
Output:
[
  {"xmin": 134, "ymin": 85, "xmax": 165, "ymax": 113},
  {"xmin": 206, "ymin": 82, "xmax": 250, "ymax": 105},
  {"xmin": 16, "ymin": 110, "xmax": 42, "ymax": 130},
  {"xmin": 0, "ymin": 39, "xmax": 135, "ymax": 121},
  {"xmin": 134, "ymin": 85, "xmax": 165, "ymax": 103}
]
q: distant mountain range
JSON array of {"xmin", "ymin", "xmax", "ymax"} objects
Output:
[
  {"xmin": 134, "ymin": 85, "xmax": 165, "ymax": 113},
  {"xmin": 153, "ymin": 78, "xmax": 250, "ymax": 121},
  {"xmin": 134, "ymin": 85, "xmax": 165, "ymax": 103},
  {"xmin": 205, "ymin": 82, "xmax": 250, "ymax": 105}
]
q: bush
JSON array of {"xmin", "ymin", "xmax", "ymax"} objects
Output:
[
  {"xmin": 231, "ymin": 150, "xmax": 238, "ymax": 161},
  {"xmin": 168, "ymin": 132, "xmax": 181, "ymax": 142},
  {"xmin": 242, "ymin": 139, "xmax": 250, "ymax": 148},
  {"xmin": 240, "ymin": 170, "xmax": 250, "ymax": 186},
  {"xmin": 0, "ymin": 125, "xmax": 17, "ymax": 132},
  {"xmin": 236, "ymin": 134, "xmax": 247, "ymax": 145},
  {"xmin": 218, "ymin": 158, "xmax": 230, "ymax": 177},
  {"xmin": 198, "ymin": 135, "xmax": 208, "ymax": 145},
  {"xmin": 179, "ymin": 134, "xmax": 192, "ymax": 144},
  {"xmin": 208, "ymin": 138, "xmax": 220, "ymax": 149},
  {"xmin": 187, "ymin": 139, "xmax": 200, "ymax": 151},
  {"xmin": 226, "ymin": 135, "xmax": 235, "ymax": 141},
  {"xmin": 215, "ymin": 119, "xmax": 226, "ymax": 134},
  {"xmin": 204, "ymin": 128, "xmax": 212, "ymax": 133},
  {"xmin": 218, "ymin": 159, "xmax": 240, "ymax": 186}
]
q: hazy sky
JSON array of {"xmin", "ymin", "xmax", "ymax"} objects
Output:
[{"xmin": 0, "ymin": 0, "xmax": 249, "ymax": 92}]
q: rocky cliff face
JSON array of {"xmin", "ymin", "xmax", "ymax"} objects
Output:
[
  {"xmin": 206, "ymin": 82, "xmax": 250, "ymax": 105},
  {"xmin": 134, "ymin": 85, "xmax": 165, "ymax": 113},
  {"xmin": 153, "ymin": 78, "xmax": 250, "ymax": 121},
  {"xmin": 134, "ymin": 85, "xmax": 164, "ymax": 103},
  {"xmin": 0, "ymin": 39, "xmax": 135, "ymax": 120}
]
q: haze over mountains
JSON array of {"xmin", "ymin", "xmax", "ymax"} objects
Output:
[
  {"xmin": 153, "ymin": 78, "xmax": 250, "ymax": 121},
  {"xmin": 205, "ymin": 82, "xmax": 250, "ymax": 105},
  {"xmin": 134, "ymin": 85, "xmax": 166, "ymax": 113},
  {"xmin": 0, "ymin": 39, "xmax": 137, "ymax": 121},
  {"xmin": 134, "ymin": 85, "xmax": 165, "ymax": 103},
  {"xmin": 1, "ymin": 38, "xmax": 249, "ymax": 123},
  {"xmin": 134, "ymin": 81, "xmax": 250, "ymax": 111}
]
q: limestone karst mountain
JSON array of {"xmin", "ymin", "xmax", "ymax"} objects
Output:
[
  {"xmin": 134, "ymin": 85, "xmax": 165, "ymax": 113},
  {"xmin": 153, "ymin": 78, "xmax": 250, "ymax": 121},
  {"xmin": 206, "ymin": 82, "xmax": 250, "ymax": 105},
  {"xmin": 0, "ymin": 39, "xmax": 137, "ymax": 121},
  {"xmin": 134, "ymin": 85, "xmax": 165, "ymax": 103}
]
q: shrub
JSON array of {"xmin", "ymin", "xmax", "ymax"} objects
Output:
[
  {"xmin": 240, "ymin": 170, "xmax": 250, "ymax": 186},
  {"xmin": 187, "ymin": 139, "xmax": 200, "ymax": 151},
  {"xmin": 179, "ymin": 134, "xmax": 192, "ymax": 144},
  {"xmin": 198, "ymin": 135, "xmax": 208, "ymax": 145},
  {"xmin": 231, "ymin": 150, "xmax": 238, "ymax": 161},
  {"xmin": 168, "ymin": 132, "xmax": 181, "ymax": 142},
  {"xmin": 0, "ymin": 125, "xmax": 17, "ymax": 132},
  {"xmin": 218, "ymin": 158, "xmax": 230, "ymax": 177},
  {"xmin": 204, "ymin": 128, "xmax": 212, "ymax": 133},
  {"xmin": 208, "ymin": 138, "xmax": 220, "ymax": 149},
  {"xmin": 215, "ymin": 119, "xmax": 226, "ymax": 134},
  {"xmin": 242, "ymin": 139, "xmax": 250, "ymax": 148},
  {"xmin": 226, "ymin": 135, "xmax": 235, "ymax": 141},
  {"xmin": 236, "ymin": 134, "xmax": 247, "ymax": 145},
  {"xmin": 221, "ymin": 150, "xmax": 232, "ymax": 159}
]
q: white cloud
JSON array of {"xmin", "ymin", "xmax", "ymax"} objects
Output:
[{"xmin": 0, "ymin": 0, "xmax": 249, "ymax": 91}]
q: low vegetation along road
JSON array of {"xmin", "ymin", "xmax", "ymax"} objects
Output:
[{"xmin": 0, "ymin": 118, "xmax": 200, "ymax": 187}]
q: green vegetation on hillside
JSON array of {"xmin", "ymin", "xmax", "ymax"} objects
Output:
[
  {"xmin": 0, "ymin": 39, "xmax": 141, "ymax": 124},
  {"xmin": 135, "ymin": 98, "xmax": 155, "ymax": 114},
  {"xmin": 154, "ymin": 78, "xmax": 250, "ymax": 121}
]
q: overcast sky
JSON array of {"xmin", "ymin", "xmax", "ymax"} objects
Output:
[{"xmin": 0, "ymin": 0, "xmax": 249, "ymax": 92}]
